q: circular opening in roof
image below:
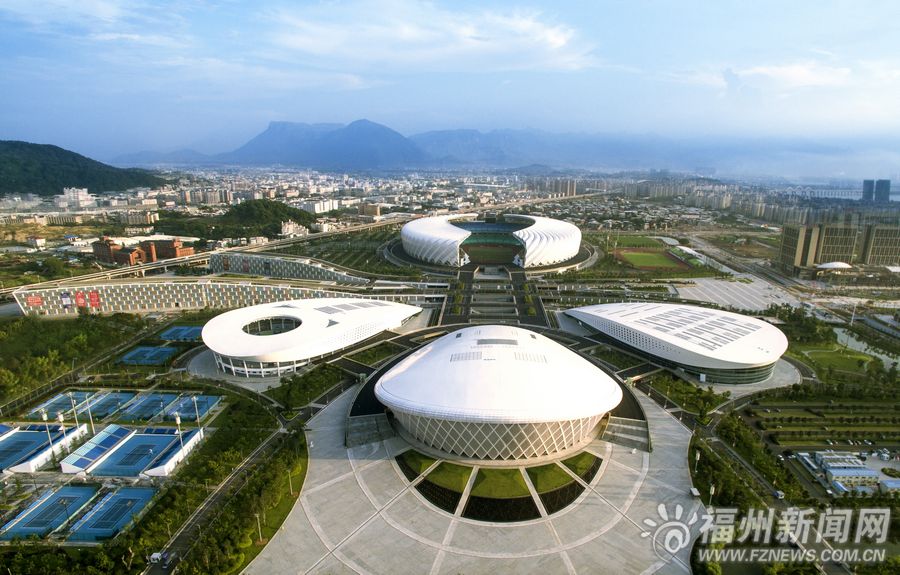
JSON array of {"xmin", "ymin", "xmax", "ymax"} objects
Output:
[{"xmin": 241, "ymin": 316, "xmax": 301, "ymax": 336}]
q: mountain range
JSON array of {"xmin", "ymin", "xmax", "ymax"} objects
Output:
[
  {"xmin": 109, "ymin": 119, "xmax": 900, "ymax": 177},
  {"xmin": 0, "ymin": 141, "xmax": 167, "ymax": 197}
]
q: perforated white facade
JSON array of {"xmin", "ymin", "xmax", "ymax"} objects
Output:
[
  {"xmin": 375, "ymin": 325, "xmax": 622, "ymax": 460},
  {"xmin": 399, "ymin": 214, "xmax": 581, "ymax": 268},
  {"xmin": 565, "ymin": 303, "xmax": 788, "ymax": 383},
  {"xmin": 202, "ymin": 298, "xmax": 421, "ymax": 377}
]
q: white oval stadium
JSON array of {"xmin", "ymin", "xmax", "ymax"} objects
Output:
[
  {"xmin": 565, "ymin": 303, "xmax": 788, "ymax": 384},
  {"xmin": 202, "ymin": 298, "xmax": 421, "ymax": 378},
  {"xmin": 375, "ymin": 325, "xmax": 622, "ymax": 460},
  {"xmin": 400, "ymin": 214, "xmax": 581, "ymax": 268}
]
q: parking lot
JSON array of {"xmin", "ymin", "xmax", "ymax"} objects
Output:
[{"xmin": 676, "ymin": 275, "xmax": 801, "ymax": 311}]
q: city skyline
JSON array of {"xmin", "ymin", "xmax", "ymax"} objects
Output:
[{"xmin": 3, "ymin": 0, "xmax": 900, "ymax": 171}]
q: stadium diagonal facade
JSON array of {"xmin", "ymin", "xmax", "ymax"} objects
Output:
[
  {"xmin": 374, "ymin": 325, "xmax": 622, "ymax": 460},
  {"xmin": 202, "ymin": 298, "xmax": 421, "ymax": 377},
  {"xmin": 566, "ymin": 302, "xmax": 789, "ymax": 383},
  {"xmin": 400, "ymin": 214, "xmax": 581, "ymax": 268}
]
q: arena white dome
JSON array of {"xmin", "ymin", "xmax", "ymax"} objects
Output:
[
  {"xmin": 565, "ymin": 303, "xmax": 788, "ymax": 384},
  {"xmin": 400, "ymin": 214, "xmax": 581, "ymax": 268},
  {"xmin": 202, "ymin": 298, "xmax": 421, "ymax": 378},
  {"xmin": 375, "ymin": 325, "xmax": 622, "ymax": 460}
]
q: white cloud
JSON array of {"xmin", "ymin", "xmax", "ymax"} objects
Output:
[
  {"xmin": 268, "ymin": 1, "xmax": 596, "ymax": 73},
  {"xmin": 736, "ymin": 61, "xmax": 851, "ymax": 89}
]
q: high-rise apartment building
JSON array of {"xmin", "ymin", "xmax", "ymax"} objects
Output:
[
  {"xmin": 874, "ymin": 180, "xmax": 891, "ymax": 202},
  {"xmin": 862, "ymin": 179, "xmax": 875, "ymax": 202},
  {"xmin": 861, "ymin": 225, "xmax": 900, "ymax": 265}
]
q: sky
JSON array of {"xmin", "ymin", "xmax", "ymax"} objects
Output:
[{"xmin": 2, "ymin": 1, "xmax": 900, "ymax": 162}]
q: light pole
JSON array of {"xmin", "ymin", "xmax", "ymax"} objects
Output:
[
  {"xmin": 68, "ymin": 392, "xmax": 80, "ymax": 429},
  {"xmin": 41, "ymin": 410, "xmax": 54, "ymax": 454},
  {"xmin": 694, "ymin": 449, "xmax": 701, "ymax": 474},
  {"xmin": 175, "ymin": 413, "xmax": 185, "ymax": 454},
  {"xmin": 192, "ymin": 395, "xmax": 201, "ymax": 432},
  {"xmin": 254, "ymin": 512, "xmax": 263, "ymax": 542},
  {"xmin": 57, "ymin": 412, "xmax": 68, "ymax": 454},
  {"xmin": 85, "ymin": 395, "xmax": 95, "ymax": 435}
]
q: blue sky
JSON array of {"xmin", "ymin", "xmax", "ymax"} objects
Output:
[{"xmin": 2, "ymin": 1, "xmax": 900, "ymax": 160}]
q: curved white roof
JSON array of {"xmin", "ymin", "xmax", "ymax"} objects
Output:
[
  {"xmin": 400, "ymin": 214, "xmax": 580, "ymax": 268},
  {"xmin": 565, "ymin": 303, "xmax": 787, "ymax": 370},
  {"xmin": 816, "ymin": 261, "xmax": 853, "ymax": 270},
  {"xmin": 508, "ymin": 215, "xmax": 582, "ymax": 267},
  {"xmin": 375, "ymin": 325, "xmax": 622, "ymax": 424},
  {"xmin": 202, "ymin": 298, "xmax": 421, "ymax": 363},
  {"xmin": 400, "ymin": 214, "xmax": 477, "ymax": 267}
]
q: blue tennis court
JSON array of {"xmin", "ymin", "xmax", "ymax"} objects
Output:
[
  {"xmin": 165, "ymin": 395, "xmax": 222, "ymax": 421},
  {"xmin": 159, "ymin": 325, "xmax": 203, "ymax": 341},
  {"xmin": 90, "ymin": 433, "xmax": 178, "ymax": 476},
  {"xmin": 118, "ymin": 346, "xmax": 178, "ymax": 366},
  {"xmin": 61, "ymin": 424, "xmax": 133, "ymax": 474},
  {"xmin": 68, "ymin": 487, "xmax": 156, "ymax": 541},
  {"xmin": 0, "ymin": 425, "xmax": 67, "ymax": 471},
  {"xmin": 118, "ymin": 393, "xmax": 180, "ymax": 421},
  {"xmin": 1, "ymin": 486, "xmax": 97, "ymax": 540},
  {"xmin": 27, "ymin": 391, "xmax": 94, "ymax": 419},
  {"xmin": 79, "ymin": 392, "xmax": 136, "ymax": 419}
]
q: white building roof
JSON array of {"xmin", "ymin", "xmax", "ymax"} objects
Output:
[
  {"xmin": 375, "ymin": 325, "xmax": 622, "ymax": 424},
  {"xmin": 201, "ymin": 298, "xmax": 421, "ymax": 363},
  {"xmin": 566, "ymin": 303, "xmax": 788, "ymax": 369},
  {"xmin": 816, "ymin": 261, "xmax": 852, "ymax": 270}
]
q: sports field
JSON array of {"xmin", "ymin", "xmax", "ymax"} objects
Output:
[
  {"xmin": 90, "ymin": 433, "xmax": 176, "ymax": 476},
  {"xmin": 118, "ymin": 346, "xmax": 178, "ymax": 366},
  {"xmin": 117, "ymin": 392, "xmax": 180, "ymax": 421},
  {"xmin": 158, "ymin": 325, "xmax": 203, "ymax": 341},
  {"xmin": 0, "ymin": 486, "xmax": 98, "ymax": 540},
  {"xmin": 80, "ymin": 392, "xmax": 136, "ymax": 418},
  {"xmin": 614, "ymin": 248, "xmax": 687, "ymax": 270},
  {"xmin": 68, "ymin": 487, "xmax": 156, "ymax": 541},
  {"xmin": 28, "ymin": 390, "xmax": 94, "ymax": 419}
]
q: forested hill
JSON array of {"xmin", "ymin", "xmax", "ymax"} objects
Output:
[
  {"xmin": 154, "ymin": 199, "xmax": 316, "ymax": 240},
  {"xmin": 0, "ymin": 140, "xmax": 167, "ymax": 196}
]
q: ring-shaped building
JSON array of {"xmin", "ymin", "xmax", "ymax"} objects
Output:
[
  {"xmin": 202, "ymin": 298, "xmax": 421, "ymax": 378},
  {"xmin": 400, "ymin": 214, "xmax": 581, "ymax": 268}
]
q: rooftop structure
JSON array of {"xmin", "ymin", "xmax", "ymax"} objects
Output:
[
  {"xmin": 202, "ymin": 298, "xmax": 421, "ymax": 378},
  {"xmin": 565, "ymin": 302, "xmax": 788, "ymax": 383},
  {"xmin": 375, "ymin": 325, "xmax": 622, "ymax": 460},
  {"xmin": 400, "ymin": 214, "xmax": 581, "ymax": 268}
]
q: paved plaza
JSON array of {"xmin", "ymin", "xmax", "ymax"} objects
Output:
[
  {"xmin": 675, "ymin": 275, "xmax": 800, "ymax": 311},
  {"xmin": 245, "ymin": 386, "xmax": 703, "ymax": 575}
]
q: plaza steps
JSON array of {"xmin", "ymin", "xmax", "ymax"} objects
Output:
[{"xmin": 601, "ymin": 416, "xmax": 650, "ymax": 452}]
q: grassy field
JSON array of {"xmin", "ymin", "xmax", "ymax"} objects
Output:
[
  {"xmin": 526, "ymin": 464, "xmax": 576, "ymax": 493},
  {"xmin": 561, "ymin": 452, "xmax": 598, "ymax": 478},
  {"xmin": 347, "ymin": 341, "xmax": 404, "ymax": 366},
  {"xmin": 265, "ymin": 363, "xmax": 347, "ymax": 408},
  {"xmin": 399, "ymin": 450, "xmax": 436, "ymax": 475},
  {"xmin": 788, "ymin": 341, "xmax": 881, "ymax": 380},
  {"xmin": 708, "ymin": 235, "xmax": 780, "ymax": 259},
  {"xmin": 273, "ymin": 226, "xmax": 420, "ymax": 277},
  {"xmin": 588, "ymin": 345, "xmax": 644, "ymax": 369},
  {"xmin": 585, "ymin": 234, "xmax": 663, "ymax": 248},
  {"xmin": 615, "ymin": 249, "xmax": 686, "ymax": 270},
  {"xmin": 648, "ymin": 375, "xmax": 731, "ymax": 414},
  {"xmin": 470, "ymin": 468, "xmax": 530, "ymax": 498},
  {"xmin": 426, "ymin": 462, "xmax": 472, "ymax": 493}
]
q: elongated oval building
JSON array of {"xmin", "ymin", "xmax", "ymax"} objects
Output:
[
  {"xmin": 400, "ymin": 214, "xmax": 581, "ymax": 268},
  {"xmin": 202, "ymin": 298, "xmax": 421, "ymax": 378},
  {"xmin": 565, "ymin": 303, "xmax": 788, "ymax": 383},
  {"xmin": 375, "ymin": 325, "xmax": 622, "ymax": 460}
]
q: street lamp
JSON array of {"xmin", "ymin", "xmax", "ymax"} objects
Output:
[
  {"xmin": 174, "ymin": 413, "xmax": 185, "ymax": 454},
  {"xmin": 191, "ymin": 395, "xmax": 201, "ymax": 432},
  {"xmin": 41, "ymin": 410, "xmax": 54, "ymax": 453},
  {"xmin": 68, "ymin": 392, "xmax": 80, "ymax": 429}
]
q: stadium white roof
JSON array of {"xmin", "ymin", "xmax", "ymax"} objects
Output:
[
  {"xmin": 201, "ymin": 298, "xmax": 421, "ymax": 363},
  {"xmin": 402, "ymin": 213, "xmax": 476, "ymax": 243},
  {"xmin": 375, "ymin": 325, "xmax": 622, "ymax": 424},
  {"xmin": 816, "ymin": 261, "xmax": 853, "ymax": 270},
  {"xmin": 566, "ymin": 303, "xmax": 788, "ymax": 369}
]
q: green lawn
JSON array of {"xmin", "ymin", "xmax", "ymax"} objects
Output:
[
  {"xmin": 561, "ymin": 452, "xmax": 598, "ymax": 478},
  {"xmin": 805, "ymin": 349, "xmax": 874, "ymax": 372},
  {"xmin": 265, "ymin": 364, "xmax": 347, "ymax": 408},
  {"xmin": 400, "ymin": 450, "xmax": 436, "ymax": 476},
  {"xmin": 526, "ymin": 464, "xmax": 576, "ymax": 493},
  {"xmin": 347, "ymin": 342, "xmax": 404, "ymax": 366},
  {"xmin": 616, "ymin": 250, "xmax": 684, "ymax": 269},
  {"xmin": 425, "ymin": 462, "xmax": 472, "ymax": 493},
  {"xmin": 470, "ymin": 468, "xmax": 530, "ymax": 498},
  {"xmin": 596, "ymin": 235, "xmax": 662, "ymax": 248},
  {"xmin": 589, "ymin": 345, "xmax": 644, "ymax": 369}
]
